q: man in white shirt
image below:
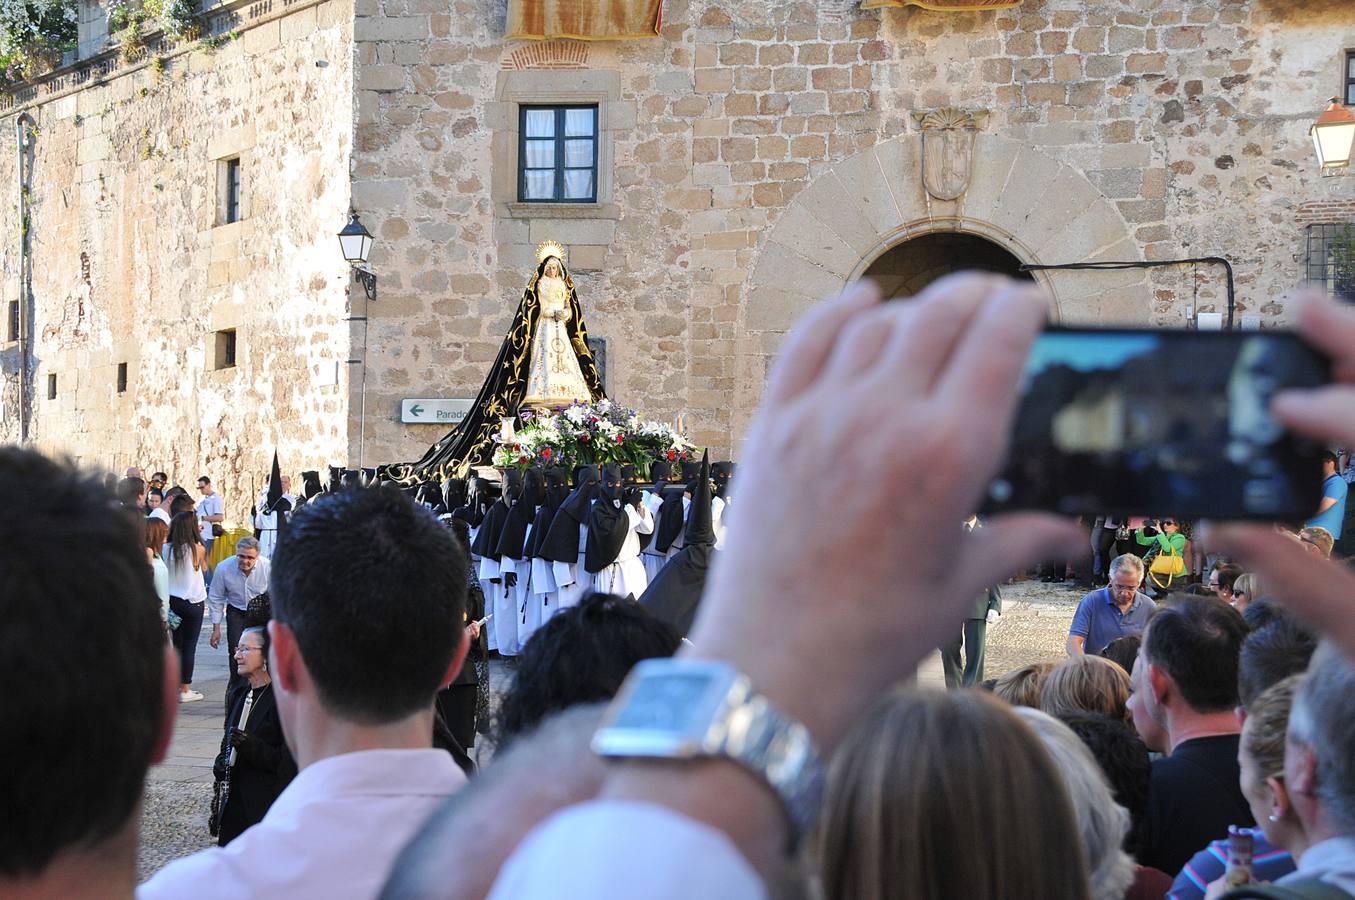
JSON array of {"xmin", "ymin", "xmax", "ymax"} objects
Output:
[
  {"xmin": 141, "ymin": 484, "xmax": 471, "ymax": 899},
  {"xmin": 205, "ymin": 536, "xmax": 270, "ymax": 705},
  {"xmin": 196, "ymin": 475, "xmax": 225, "ymax": 560}
]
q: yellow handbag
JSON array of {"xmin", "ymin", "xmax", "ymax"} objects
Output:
[{"xmin": 1148, "ymin": 540, "xmax": 1185, "ymax": 589}]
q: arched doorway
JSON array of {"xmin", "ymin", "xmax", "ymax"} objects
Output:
[{"xmin": 861, "ymin": 231, "xmax": 1035, "ymax": 299}]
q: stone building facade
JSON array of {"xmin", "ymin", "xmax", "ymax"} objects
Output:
[{"xmin": 2, "ymin": 0, "xmax": 1353, "ymax": 515}]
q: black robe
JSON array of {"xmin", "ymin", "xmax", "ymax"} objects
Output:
[
  {"xmin": 496, "ymin": 469, "xmax": 542, "ymax": 561},
  {"xmin": 215, "ymin": 683, "xmax": 297, "ymax": 846},
  {"xmin": 640, "ymin": 454, "xmax": 717, "ymax": 637},
  {"xmin": 397, "ymin": 255, "xmax": 605, "ymax": 481},
  {"xmin": 528, "ymin": 469, "xmax": 570, "ymax": 559},
  {"xmin": 470, "ymin": 489, "xmax": 512, "ymax": 561},
  {"xmin": 585, "ymin": 465, "xmax": 631, "ymax": 574},
  {"xmin": 539, "ymin": 466, "xmax": 599, "ymax": 564}
]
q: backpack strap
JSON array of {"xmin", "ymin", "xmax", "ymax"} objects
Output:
[{"xmin": 1224, "ymin": 880, "xmax": 1354, "ymax": 900}]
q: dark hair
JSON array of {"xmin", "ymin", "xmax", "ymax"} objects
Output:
[
  {"xmin": 167, "ymin": 511, "xmax": 202, "ymax": 565},
  {"xmin": 169, "ymin": 493, "xmax": 195, "ymax": 516},
  {"xmin": 0, "ymin": 448, "xmax": 164, "ymax": 876},
  {"xmin": 197, "ymin": 475, "xmax": 211, "ymax": 485},
  {"xmin": 164, "ymin": 485, "xmax": 187, "ymax": 500},
  {"xmin": 1100, "ymin": 634, "xmax": 1141, "ymax": 675},
  {"xmin": 1211, "ymin": 562, "xmax": 1243, "ymax": 592},
  {"xmin": 115, "ymin": 476, "xmax": 145, "ymax": 509},
  {"xmin": 1238, "ymin": 618, "xmax": 1316, "ymax": 710},
  {"xmin": 496, "ymin": 593, "xmax": 680, "ymax": 748},
  {"xmin": 1242, "ymin": 596, "xmax": 1287, "ymax": 632},
  {"xmin": 1060, "ymin": 713, "xmax": 1152, "ymax": 860},
  {"xmin": 445, "ymin": 516, "xmax": 471, "ymax": 551},
  {"xmin": 1320, "ymin": 449, "xmax": 1338, "ymax": 465},
  {"xmin": 269, "ymin": 486, "xmax": 467, "ymax": 725},
  {"xmin": 151, "ymin": 472, "xmax": 168, "ymax": 482},
  {"xmin": 147, "ymin": 487, "xmax": 164, "ymax": 504},
  {"xmin": 1143, "ymin": 595, "xmax": 1249, "ymax": 712},
  {"xmin": 143, "ymin": 516, "xmax": 169, "ymax": 554}
]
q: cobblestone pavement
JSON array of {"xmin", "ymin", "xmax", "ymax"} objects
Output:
[{"xmin": 137, "ymin": 578, "xmax": 1084, "ymax": 881}]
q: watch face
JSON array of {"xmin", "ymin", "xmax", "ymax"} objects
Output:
[{"xmin": 611, "ymin": 673, "xmax": 713, "ymax": 732}]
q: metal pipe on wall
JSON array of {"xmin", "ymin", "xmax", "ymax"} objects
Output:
[{"xmin": 14, "ymin": 112, "xmax": 35, "ymax": 442}]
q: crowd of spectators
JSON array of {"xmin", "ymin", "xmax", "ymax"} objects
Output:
[{"xmin": 5, "ymin": 277, "xmax": 1355, "ymax": 900}]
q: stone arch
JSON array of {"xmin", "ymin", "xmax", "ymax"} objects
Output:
[{"xmin": 729, "ymin": 133, "xmax": 1153, "ymax": 446}]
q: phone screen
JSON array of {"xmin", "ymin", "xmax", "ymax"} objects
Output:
[{"xmin": 984, "ymin": 328, "xmax": 1330, "ymax": 520}]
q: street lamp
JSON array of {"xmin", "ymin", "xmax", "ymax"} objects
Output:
[
  {"xmin": 1310, "ymin": 98, "xmax": 1355, "ymax": 176},
  {"xmin": 338, "ymin": 212, "xmax": 377, "ymax": 299}
]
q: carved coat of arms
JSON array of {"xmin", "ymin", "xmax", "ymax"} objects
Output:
[{"xmin": 911, "ymin": 108, "xmax": 988, "ymax": 201}]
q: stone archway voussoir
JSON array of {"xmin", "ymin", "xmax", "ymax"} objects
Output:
[
  {"xmin": 1034, "ymin": 199, "xmax": 1133, "ymax": 264},
  {"xmin": 766, "ymin": 202, "xmax": 860, "ymax": 277},
  {"xmin": 801, "ymin": 172, "xmax": 889, "ymax": 258},
  {"xmin": 871, "ymin": 138, "xmax": 928, "ymax": 226},
  {"xmin": 827, "ymin": 147, "xmax": 908, "ymax": 239}
]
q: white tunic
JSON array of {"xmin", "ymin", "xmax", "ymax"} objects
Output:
[
  {"xmin": 477, "ymin": 552, "xmax": 501, "ymax": 652},
  {"xmin": 591, "ymin": 503, "xmax": 655, "ymax": 599},
  {"xmin": 640, "ymin": 490, "xmax": 668, "ymax": 583},
  {"xmin": 552, "ymin": 525, "xmax": 592, "ymax": 612}
]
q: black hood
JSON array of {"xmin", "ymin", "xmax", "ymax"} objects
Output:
[
  {"xmin": 301, "ymin": 471, "xmax": 323, "ymax": 500},
  {"xmin": 639, "ymin": 454, "xmax": 715, "ymax": 636},
  {"xmin": 442, "ymin": 477, "xmax": 467, "ymax": 513},
  {"xmin": 538, "ymin": 465, "xmax": 599, "ymax": 564},
  {"xmin": 585, "ymin": 464, "xmax": 630, "ymax": 573},
  {"xmin": 649, "ymin": 459, "xmax": 673, "ymax": 491},
  {"xmin": 497, "ymin": 468, "xmax": 543, "ymax": 561},
  {"xmin": 712, "ymin": 461, "xmax": 735, "ymax": 500},
  {"xmin": 527, "ymin": 468, "xmax": 570, "ymax": 559},
  {"xmin": 327, "ymin": 466, "xmax": 344, "ymax": 492}
]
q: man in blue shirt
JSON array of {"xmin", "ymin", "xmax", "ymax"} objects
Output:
[
  {"xmin": 1066, "ymin": 553, "xmax": 1157, "ymax": 657},
  {"xmin": 1305, "ymin": 450, "xmax": 1347, "ymax": 541}
]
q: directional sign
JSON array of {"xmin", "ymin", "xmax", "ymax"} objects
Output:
[{"xmin": 401, "ymin": 398, "xmax": 474, "ymax": 425}]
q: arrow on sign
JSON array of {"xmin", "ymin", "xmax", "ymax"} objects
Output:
[{"xmin": 409, "ymin": 404, "xmax": 424, "ymax": 417}]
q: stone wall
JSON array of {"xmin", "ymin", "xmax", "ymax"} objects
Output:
[
  {"xmin": 348, "ymin": 0, "xmax": 1355, "ymax": 461},
  {"xmin": 4, "ymin": 0, "xmax": 1354, "ymax": 478},
  {"xmin": 0, "ymin": 0, "xmax": 357, "ymax": 520}
]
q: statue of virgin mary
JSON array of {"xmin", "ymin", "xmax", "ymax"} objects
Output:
[{"xmin": 396, "ymin": 240, "xmax": 606, "ymax": 480}]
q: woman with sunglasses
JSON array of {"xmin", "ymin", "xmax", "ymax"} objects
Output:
[{"xmin": 1136, "ymin": 518, "xmax": 1187, "ymax": 596}]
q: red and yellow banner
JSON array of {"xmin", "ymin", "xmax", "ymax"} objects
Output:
[
  {"xmin": 506, "ymin": 0, "xmax": 663, "ymax": 41},
  {"xmin": 862, "ymin": 0, "xmax": 1020, "ymax": 10}
]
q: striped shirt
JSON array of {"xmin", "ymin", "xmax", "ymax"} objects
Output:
[{"xmin": 1167, "ymin": 832, "xmax": 1295, "ymax": 899}]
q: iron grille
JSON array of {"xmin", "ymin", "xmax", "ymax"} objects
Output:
[{"xmin": 1306, "ymin": 223, "xmax": 1355, "ymax": 302}]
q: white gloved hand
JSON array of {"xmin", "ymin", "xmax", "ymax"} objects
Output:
[{"xmin": 986, "ymin": 609, "xmax": 1000, "ymax": 626}]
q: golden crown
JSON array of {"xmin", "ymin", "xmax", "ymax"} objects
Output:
[{"xmin": 536, "ymin": 240, "xmax": 567, "ymax": 266}]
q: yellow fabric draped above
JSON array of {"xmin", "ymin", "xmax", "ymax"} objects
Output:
[
  {"xmin": 506, "ymin": 0, "xmax": 663, "ymax": 41},
  {"xmin": 862, "ymin": 0, "xmax": 1020, "ymax": 9}
]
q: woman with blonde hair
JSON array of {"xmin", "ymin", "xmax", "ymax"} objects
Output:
[
  {"xmin": 817, "ymin": 687, "xmax": 1091, "ymax": 900},
  {"xmin": 991, "ymin": 660, "xmax": 1056, "ymax": 708},
  {"xmin": 1230, "ymin": 573, "xmax": 1261, "ymax": 613},
  {"xmin": 1041, "ymin": 654, "xmax": 1133, "ymax": 726}
]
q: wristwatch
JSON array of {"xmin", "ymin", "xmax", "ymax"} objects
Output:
[{"xmin": 591, "ymin": 657, "xmax": 825, "ymax": 847}]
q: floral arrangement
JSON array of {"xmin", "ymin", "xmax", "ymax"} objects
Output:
[
  {"xmin": 0, "ymin": 0, "xmax": 76, "ymax": 82},
  {"xmin": 492, "ymin": 399, "xmax": 698, "ymax": 473}
]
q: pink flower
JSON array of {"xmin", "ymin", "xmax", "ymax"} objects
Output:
[{"xmin": 615, "ymin": 434, "xmax": 625, "ymax": 444}]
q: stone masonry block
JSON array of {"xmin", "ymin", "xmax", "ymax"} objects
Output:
[
  {"xmin": 358, "ymin": 65, "xmax": 406, "ymax": 92},
  {"xmin": 355, "ymin": 16, "xmax": 430, "ymax": 42}
]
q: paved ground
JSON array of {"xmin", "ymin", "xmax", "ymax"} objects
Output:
[{"xmin": 136, "ymin": 578, "xmax": 1085, "ymax": 882}]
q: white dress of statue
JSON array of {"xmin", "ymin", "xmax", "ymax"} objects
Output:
[{"xmin": 522, "ymin": 252, "xmax": 593, "ymax": 409}]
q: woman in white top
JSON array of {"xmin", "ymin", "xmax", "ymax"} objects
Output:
[
  {"xmin": 163, "ymin": 511, "xmax": 208, "ymax": 702},
  {"xmin": 144, "ymin": 516, "xmax": 171, "ymax": 631}
]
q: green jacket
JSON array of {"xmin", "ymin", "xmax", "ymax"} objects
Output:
[{"xmin": 1136, "ymin": 528, "xmax": 1186, "ymax": 558}]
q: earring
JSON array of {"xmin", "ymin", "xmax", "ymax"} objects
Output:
[{"xmin": 1269, "ymin": 813, "xmax": 1280, "ymax": 823}]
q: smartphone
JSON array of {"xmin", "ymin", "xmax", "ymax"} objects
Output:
[{"xmin": 982, "ymin": 328, "xmax": 1331, "ymax": 521}]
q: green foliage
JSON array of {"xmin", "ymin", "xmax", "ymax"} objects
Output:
[{"xmin": 0, "ymin": 0, "xmax": 77, "ymax": 83}]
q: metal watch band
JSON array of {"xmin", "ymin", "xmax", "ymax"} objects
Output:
[{"xmin": 592, "ymin": 658, "xmax": 825, "ymax": 846}]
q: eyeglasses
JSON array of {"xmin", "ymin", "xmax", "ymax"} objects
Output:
[
  {"xmin": 1109, "ymin": 584, "xmax": 1139, "ymax": 594},
  {"xmin": 234, "ymin": 645, "xmax": 263, "ymax": 655}
]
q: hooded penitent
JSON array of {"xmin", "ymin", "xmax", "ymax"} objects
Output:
[
  {"xmin": 712, "ymin": 461, "xmax": 735, "ymax": 500},
  {"xmin": 470, "ymin": 470, "xmax": 520, "ymax": 560},
  {"xmin": 299, "ymin": 471, "xmax": 323, "ymax": 503},
  {"xmin": 538, "ymin": 465, "xmax": 599, "ymax": 565},
  {"xmin": 649, "ymin": 459, "xmax": 673, "ymax": 492},
  {"xmin": 496, "ymin": 468, "xmax": 544, "ymax": 561},
  {"xmin": 442, "ymin": 477, "xmax": 468, "ymax": 514},
  {"xmin": 585, "ymin": 464, "xmax": 631, "ymax": 574},
  {"xmin": 327, "ymin": 466, "xmax": 344, "ymax": 493},
  {"xmin": 640, "ymin": 452, "xmax": 717, "ymax": 637},
  {"xmin": 527, "ymin": 468, "xmax": 570, "ymax": 559}
]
